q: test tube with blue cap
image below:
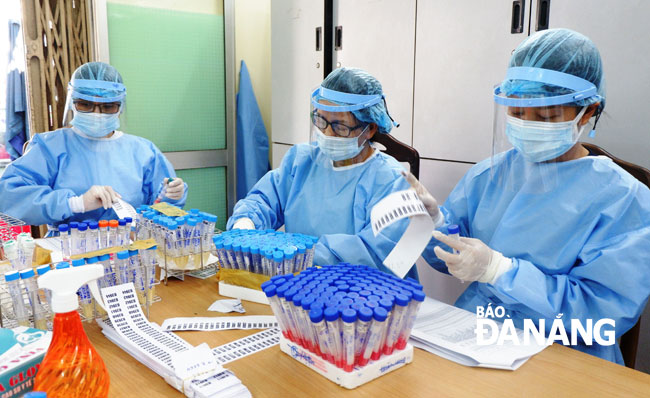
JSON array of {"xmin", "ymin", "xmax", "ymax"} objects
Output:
[
  {"xmin": 35, "ymin": 265, "xmax": 52, "ymax": 309},
  {"xmin": 69, "ymin": 222, "xmax": 79, "ymax": 255},
  {"xmin": 19, "ymin": 268, "xmax": 47, "ymax": 329},
  {"xmin": 88, "ymin": 221, "xmax": 99, "ymax": 252},
  {"xmin": 58, "ymin": 224, "xmax": 70, "ymax": 257},
  {"xmin": 272, "ymin": 251, "xmax": 284, "ymax": 277},
  {"xmin": 72, "ymin": 258, "xmax": 94, "ymax": 319},
  {"xmin": 5, "ymin": 271, "xmax": 29, "ymax": 326},
  {"xmin": 129, "ymin": 249, "xmax": 146, "ymax": 304},
  {"xmin": 115, "ymin": 250, "xmax": 130, "ymax": 285}
]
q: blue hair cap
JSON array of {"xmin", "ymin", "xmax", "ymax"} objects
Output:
[
  {"xmin": 69, "ymin": 62, "xmax": 126, "ymax": 103},
  {"xmin": 319, "ymin": 67, "xmax": 395, "ymax": 134},
  {"xmin": 500, "ymin": 28, "xmax": 605, "ymax": 112}
]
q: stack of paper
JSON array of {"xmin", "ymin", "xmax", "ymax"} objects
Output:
[
  {"xmin": 409, "ymin": 297, "xmax": 547, "ymax": 370},
  {"xmin": 98, "ymin": 283, "xmax": 251, "ymax": 398}
]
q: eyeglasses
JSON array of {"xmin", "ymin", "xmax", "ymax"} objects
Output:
[
  {"xmin": 311, "ymin": 111, "xmax": 366, "ymax": 137},
  {"xmin": 73, "ymin": 100, "xmax": 121, "ymax": 114}
]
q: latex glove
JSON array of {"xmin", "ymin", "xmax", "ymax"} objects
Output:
[
  {"xmin": 401, "ymin": 171, "xmax": 444, "ymax": 227},
  {"xmin": 73, "ymin": 185, "xmax": 121, "ymax": 213},
  {"xmin": 432, "ymin": 230, "xmax": 513, "ymax": 284},
  {"xmin": 232, "ymin": 217, "xmax": 255, "ymax": 230},
  {"xmin": 165, "ymin": 177, "xmax": 185, "ymax": 200}
]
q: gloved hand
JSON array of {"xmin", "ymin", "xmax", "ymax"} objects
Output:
[
  {"xmin": 432, "ymin": 230, "xmax": 513, "ymax": 284},
  {"xmin": 81, "ymin": 185, "xmax": 121, "ymax": 212},
  {"xmin": 232, "ymin": 217, "xmax": 255, "ymax": 230},
  {"xmin": 165, "ymin": 177, "xmax": 185, "ymax": 200},
  {"xmin": 402, "ymin": 171, "xmax": 444, "ymax": 227}
]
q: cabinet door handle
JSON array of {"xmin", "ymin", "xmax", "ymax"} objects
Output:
[
  {"xmin": 335, "ymin": 25, "xmax": 343, "ymax": 51},
  {"xmin": 316, "ymin": 27, "xmax": 322, "ymax": 51},
  {"xmin": 511, "ymin": 0, "xmax": 525, "ymax": 34},
  {"xmin": 536, "ymin": 0, "xmax": 550, "ymax": 31}
]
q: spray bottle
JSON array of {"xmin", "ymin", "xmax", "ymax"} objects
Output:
[{"xmin": 33, "ymin": 264, "xmax": 110, "ymax": 398}]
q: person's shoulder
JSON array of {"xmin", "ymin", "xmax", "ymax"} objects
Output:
[
  {"xmin": 587, "ymin": 156, "xmax": 650, "ymax": 195},
  {"xmin": 118, "ymin": 132, "xmax": 161, "ymax": 152}
]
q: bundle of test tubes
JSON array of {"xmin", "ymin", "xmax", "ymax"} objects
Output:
[
  {"xmin": 0, "ymin": 245, "xmax": 159, "ymax": 329},
  {"xmin": 263, "ymin": 263, "xmax": 425, "ymax": 372},
  {"xmin": 212, "ymin": 229, "xmax": 318, "ymax": 276},
  {"xmin": 135, "ymin": 207, "xmax": 218, "ymax": 270},
  {"xmin": 1, "ymin": 232, "xmax": 36, "ymax": 272},
  {"xmin": 58, "ymin": 218, "xmax": 133, "ymax": 257}
]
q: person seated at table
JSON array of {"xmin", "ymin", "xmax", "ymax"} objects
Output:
[
  {"xmin": 227, "ymin": 67, "xmax": 417, "ymax": 279},
  {"xmin": 0, "ymin": 62, "xmax": 187, "ymax": 230},
  {"xmin": 407, "ymin": 29, "xmax": 650, "ymax": 364}
]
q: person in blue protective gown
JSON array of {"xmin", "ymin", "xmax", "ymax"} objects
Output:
[
  {"xmin": 407, "ymin": 29, "xmax": 650, "ymax": 364},
  {"xmin": 0, "ymin": 62, "xmax": 187, "ymax": 228},
  {"xmin": 227, "ymin": 67, "xmax": 417, "ymax": 279}
]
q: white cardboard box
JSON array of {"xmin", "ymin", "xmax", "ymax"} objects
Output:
[{"xmin": 279, "ymin": 336, "xmax": 413, "ymax": 389}]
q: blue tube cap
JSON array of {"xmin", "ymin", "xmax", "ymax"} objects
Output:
[
  {"xmin": 341, "ymin": 308, "xmax": 357, "ymax": 323},
  {"xmin": 36, "ymin": 265, "xmax": 51, "ymax": 275},
  {"xmin": 58, "ymin": 223, "xmax": 69, "ymax": 232},
  {"xmin": 71, "ymin": 259, "xmax": 86, "ymax": 267},
  {"xmin": 324, "ymin": 306, "xmax": 339, "ymax": 322},
  {"xmin": 373, "ymin": 307, "xmax": 388, "ymax": 322},
  {"xmin": 309, "ymin": 308, "xmax": 324, "ymax": 323},
  {"xmin": 263, "ymin": 285, "xmax": 277, "ymax": 298},
  {"xmin": 56, "ymin": 262, "xmax": 70, "ymax": 269},
  {"xmin": 19, "ymin": 269, "xmax": 35, "ymax": 279},
  {"xmin": 117, "ymin": 250, "xmax": 130, "ymax": 260},
  {"xmin": 358, "ymin": 307, "xmax": 373, "ymax": 322}
]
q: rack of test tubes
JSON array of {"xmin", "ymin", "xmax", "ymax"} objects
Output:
[
  {"xmin": 58, "ymin": 218, "xmax": 135, "ymax": 258},
  {"xmin": 135, "ymin": 206, "xmax": 218, "ymax": 281},
  {"xmin": 213, "ymin": 229, "xmax": 318, "ymax": 276},
  {"xmin": 263, "ymin": 263, "xmax": 424, "ymax": 389},
  {"xmin": 0, "ymin": 248, "xmax": 161, "ymax": 330},
  {"xmin": 0, "ymin": 212, "xmax": 30, "ymax": 262}
]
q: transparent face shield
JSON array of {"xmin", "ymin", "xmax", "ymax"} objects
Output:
[
  {"xmin": 491, "ymin": 67, "xmax": 599, "ymax": 193},
  {"xmin": 62, "ymin": 79, "xmax": 127, "ymax": 138},
  {"xmin": 309, "ymin": 86, "xmax": 383, "ymax": 169}
]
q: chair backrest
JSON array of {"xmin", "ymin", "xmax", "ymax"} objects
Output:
[
  {"xmin": 372, "ymin": 133, "xmax": 420, "ymax": 179},
  {"xmin": 581, "ymin": 142, "xmax": 650, "ymax": 369}
]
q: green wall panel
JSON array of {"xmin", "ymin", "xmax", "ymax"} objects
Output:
[
  {"xmin": 176, "ymin": 167, "xmax": 226, "ymax": 231},
  {"xmin": 107, "ymin": 3, "xmax": 226, "ymax": 151}
]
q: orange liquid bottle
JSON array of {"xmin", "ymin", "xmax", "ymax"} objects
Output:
[
  {"xmin": 34, "ymin": 310, "xmax": 109, "ymax": 397},
  {"xmin": 34, "ymin": 263, "xmax": 110, "ymax": 397}
]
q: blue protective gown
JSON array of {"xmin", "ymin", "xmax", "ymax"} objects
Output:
[
  {"xmin": 423, "ymin": 149, "xmax": 650, "ymax": 364},
  {"xmin": 227, "ymin": 144, "xmax": 417, "ymax": 279},
  {"xmin": 0, "ymin": 127, "xmax": 187, "ymax": 226}
]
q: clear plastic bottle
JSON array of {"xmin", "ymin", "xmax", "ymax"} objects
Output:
[{"xmin": 34, "ymin": 264, "xmax": 110, "ymax": 397}]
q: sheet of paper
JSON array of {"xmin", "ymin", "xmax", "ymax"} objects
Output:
[
  {"xmin": 370, "ymin": 190, "xmax": 434, "ymax": 278},
  {"xmin": 410, "ymin": 297, "xmax": 546, "ymax": 369},
  {"xmin": 171, "ymin": 343, "xmax": 222, "ymax": 379},
  {"xmin": 162, "ymin": 316, "xmax": 278, "ymax": 332},
  {"xmin": 208, "ymin": 299, "xmax": 246, "ymax": 314},
  {"xmin": 211, "ymin": 328, "xmax": 280, "ymax": 365},
  {"xmin": 112, "ymin": 198, "xmax": 138, "ymax": 220}
]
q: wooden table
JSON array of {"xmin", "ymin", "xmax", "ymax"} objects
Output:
[{"xmin": 84, "ymin": 276, "xmax": 650, "ymax": 397}]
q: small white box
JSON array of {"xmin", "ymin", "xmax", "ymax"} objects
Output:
[
  {"xmin": 279, "ymin": 335, "xmax": 413, "ymax": 389},
  {"xmin": 218, "ymin": 281, "xmax": 269, "ymax": 305}
]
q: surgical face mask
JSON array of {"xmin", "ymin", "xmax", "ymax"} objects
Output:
[
  {"xmin": 505, "ymin": 107, "xmax": 587, "ymax": 163},
  {"xmin": 70, "ymin": 110, "xmax": 120, "ymax": 138},
  {"xmin": 316, "ymin": 126, "xmax": 369, "ymax": 161}
]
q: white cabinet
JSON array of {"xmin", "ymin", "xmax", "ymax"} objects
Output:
[
  {"xmin": 413, "ymin": 0, "xmax": 529, "ymax": 163},
  {"xmin": 332, "ymin": 0, "xmax": 417, "ymax": 145},
  {"xmin": 271, "ymin": 1, "xmax": 325, "ymax": 146},
  {"xmin": 531, "ymin": 0, "xmax": 650, "ymax": 169}
]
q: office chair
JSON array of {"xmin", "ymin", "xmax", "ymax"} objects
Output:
[
  {"xmin": 372, "ymin": 133, "xmax": 420, "ymax": 179},
  {"xmin": 581, "ymin": 141, "xmax": 650, "ymax": 369}
]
